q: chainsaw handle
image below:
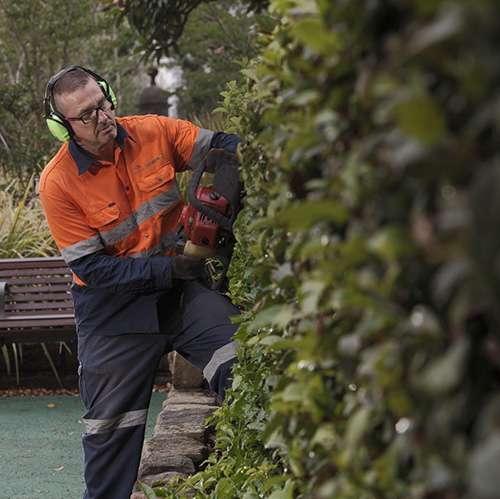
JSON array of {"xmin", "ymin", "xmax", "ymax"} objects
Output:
[{"xmin": 188, "ymin": 158, "xmax": 233, "ymax": 231}]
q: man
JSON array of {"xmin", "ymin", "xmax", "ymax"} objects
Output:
[{"xmin": 39, "ymin": 66, "xmax": 241, "ymax": 499}]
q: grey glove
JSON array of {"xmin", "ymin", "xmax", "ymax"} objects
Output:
[
  {"xmin": 172, "ymin": 255, "xmax": 206, "ymax": 280},
  {"xmin": 205, "ymin": 148, "xmax": 239, "ymax": 174}
]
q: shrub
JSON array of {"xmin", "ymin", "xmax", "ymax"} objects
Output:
[
  {"xmin": 151, "ymin": 0, "xmax": 500, "ymax": 496},
  {"xmin": 0, "ymin": 175, "xmax": 58, "ymax": 258}
]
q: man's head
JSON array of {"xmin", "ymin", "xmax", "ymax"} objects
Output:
[{"xmin": 44, "ymin": 66, "xmax": 118, "ymax": 154}]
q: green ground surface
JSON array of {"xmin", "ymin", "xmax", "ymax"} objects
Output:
[{"xmin": 0, "ymin": 392, "xmax": 166, "ymax": 499}]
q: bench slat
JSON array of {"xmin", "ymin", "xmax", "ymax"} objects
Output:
[
  {"xmin": 4, "ymin": 304, "xmax": 74, "ymax": 314},
  {"xmin": 0, "ymin": 275, "xmax": 71, "ymax": 290},
  {"xmin": 0, "ymin": 314, "xmax": 75, "ymax": 325},
  {"xmin": 4, "ymin": 291, "xmax": 72, "ymax": 301},
  {"xmin": 7, "ymin": 283, "xmax": 71, "ymax": 293},
  {"xmin": 0, "ymin": 267, "xmax": 71, "ymax": 277}
]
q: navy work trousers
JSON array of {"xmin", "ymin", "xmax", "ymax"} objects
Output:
[{"xmin": 77, "ymin": 280, "xmax": 240, "ymax": 499}]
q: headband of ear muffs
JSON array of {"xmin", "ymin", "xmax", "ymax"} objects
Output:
[{"xmin": 43, "ymin": 65, "xmax": 117, "ymax": 142}]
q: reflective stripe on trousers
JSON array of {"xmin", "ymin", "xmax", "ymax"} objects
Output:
[
  {"xmin": 204, "ymin": 340, "xmax": 239, "ymax": 385},
  {"xmin": 83, "ymin": 408, "xmax": 148, "ymax": 435}
]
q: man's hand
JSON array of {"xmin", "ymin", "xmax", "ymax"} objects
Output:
[
  {"xmin": 205, "ymin": 148, "xmax": 239, "ymax": 174},
  {"xmin": 172, "ymin": 255, "xmax": 206, "ymax": 280}
]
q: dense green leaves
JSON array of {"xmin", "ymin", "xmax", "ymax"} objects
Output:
[{"xmin": 124, "ymin": 0, "xmax": 500, "ymax": 497}]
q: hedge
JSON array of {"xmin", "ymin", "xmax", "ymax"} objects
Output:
[{"xmin": 159, "ymin": 0, "xmax": 500, "ymax": 497}]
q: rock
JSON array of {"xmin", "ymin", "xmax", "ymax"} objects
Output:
[
  {"xmin": 140, "ymin": 435, "xmax": 208, "ymax": 472},
  {"xmin": 165, "ymin": 388, "xmax": 219, "ymax": 406},
  {"xmin": 156, "ymin": 404, "xmax": 218, "ymax": 427},
  {"xmin": 153, "ymin": 419, "xmax": 208, "ymax": 442},
  {"xmin": 168, "ymin": 352, "xmax": 204, "ymax": 389}
]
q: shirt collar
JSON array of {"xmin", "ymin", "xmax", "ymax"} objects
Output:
[{"xmin": 68, "ymin": 122, "xmax": 134, "ymax": 176}]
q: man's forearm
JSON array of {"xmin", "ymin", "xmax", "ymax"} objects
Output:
[{"xmin": 68, "ymin": 251, "xmax": 173, "ymax": 294}]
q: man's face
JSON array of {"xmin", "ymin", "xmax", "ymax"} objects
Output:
[{"xmin": 58, "ymin": 79, "xmax": 117, "ymax": 153}]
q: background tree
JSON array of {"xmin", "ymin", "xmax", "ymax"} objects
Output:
[
  {"xmin": 0, "ymin": 0, "xmax": 144, "ymax": 188},
  {"xmin": 111, "ymin": 0, "xmax": 216, "ymax": 59},
  {"xmin": 163, "ymin": 1, "xmax": 257, "ymax": 118},
  {"xmin": 111, "ymin": 0, "xmax": 258, "ymax": 119}
]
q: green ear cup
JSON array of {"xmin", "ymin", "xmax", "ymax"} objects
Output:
[
  {"xmin": 46, "ymin": 114, "xmax": 71, "ymax": 142},
  {"xmin": 99, "ymin": 80, "xmax": 117, "ymax": 108}
]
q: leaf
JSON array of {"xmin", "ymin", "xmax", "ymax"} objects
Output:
[
  {"xmin": 411, "ymin": 338, "xmax": 470, "ymax": 396},
  {"xmin": 263, "ymin": 475, "xmax": 289, "ymax": 493},
  {"xmin": 406, "ymin": 6, "xmax": 463, "ymax": 57},
  {"xmin": 468, "ymin": 433, "xmax": 500, "ymax": 498},
  {"xmin": 138, "ymin": 481, "xmax": 158, "ymax": 499},
  {"xmin": 214, "ymin": 478, "xmax": 237, "ymax": 497},
  {"xmin": 1, "ymin": 344, "xmax": 11, "ymax": 375},
  {"xmin": 342, "ymin": 406, "xmax": 371, "ymax": 464},
  {"xmin": 311, "ymin": 423, "xmax": 336, "ymax": 448},
  {"xmin": 300, "ymin": 279, "xmax": 328, "ymax": 314},
  {"xmin": 241, "ymin": 68, "xmax": 260, "ymax": 82},
  {"xmin": 367, "ymin": 225, "xmax": 416, "ymax": 260},
  {"xmin": 258, "ymin": 335, "xmax": 284, "ymax": 346},
  {"xmin": 279, "ymin": 382, "xmax": 310, "ymax": 403},
  {"xmin": 255, "ymin": 14, "xmax": 277, "ymax": 34},
  {"xmin": 394, "ymin": 95, "xmax": 446, "ymax": 144},
  {"xmin": 41, "ymin": 342, "xmax": 63, "ymax": 389},
  {"xmin": 293, "ymin": 17, "xmax": 339, "ymax": 56},
  {"xmin": 250, "ymin": 304, "xmax": 297, "ymax": 330},
  {"xmin": 267, "ymin": 490, "xmax": 289, "ymax": 499}
]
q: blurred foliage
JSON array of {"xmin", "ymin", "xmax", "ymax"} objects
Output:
[
  {"xmin": 111, "ymin": 0, "xmax": 269, "ymax": 60},
  {"xmin": 110, "ymin": 0, "xmax": 258, "ymax": 119},
  {"xmin": 163, "ymin": 1, "xmax": 258, "ymax": 119},
  {"xmin": 0, "ymin": 175, "xmax": 57, "ymax": 258},
  {"xmin": 110, "ymin": 0, "xmax": 210, "ymax": 60},
  {"xmin": 147, "ymin": 0, "xmax": 500, "ymax": 497}
]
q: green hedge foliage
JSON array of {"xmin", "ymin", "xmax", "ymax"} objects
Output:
[{"xmin": 162, "ymin": 0, "xmax": 500, "ymax": 497}]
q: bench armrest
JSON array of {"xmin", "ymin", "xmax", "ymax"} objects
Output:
[{"xmin": 0, "ymin": 282, "xmax": 7, "ymax": 318}]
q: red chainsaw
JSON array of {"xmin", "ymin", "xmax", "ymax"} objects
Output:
[{"xmin": 176, "ymin": 152, "xmax": 244, "ymax": 292}]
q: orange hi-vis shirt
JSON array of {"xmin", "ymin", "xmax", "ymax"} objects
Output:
[{"xmin": 40, "ymin": 115, "xmax": 213, "ymax": 287}]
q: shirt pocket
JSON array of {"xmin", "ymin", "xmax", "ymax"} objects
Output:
[
  {"xmin": 136, "ymin": 162, "xmax": 175, "ymax": 193},
  {"xmin": 86, "ymin": 203, "xmax": 120, "ymax": 230}
]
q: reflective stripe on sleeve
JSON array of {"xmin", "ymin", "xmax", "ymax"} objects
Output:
[
  {"xmin": 203, "ymin": 340, "xmax": 240, "ymax": 384},
  {"xmin": 61, "ymin": 235, "xmax": 104, "ymax": 262},
  {"xmin": 189, "ymin": 129, "xmax": 213, "ymax": 169},
  {"xmin": 83, "ymin": 408, "xmax": 148, "ymax": 435}
]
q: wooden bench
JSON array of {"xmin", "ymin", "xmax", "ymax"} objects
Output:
[{"xmin": 0, "ymin": 257, "xmax": 76, "ymax": 343}]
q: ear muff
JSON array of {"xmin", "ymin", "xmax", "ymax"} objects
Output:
[
  {"xmin": 96, "ymin": 79, "xmax": 117, "ymax": 109},
  {"xmin": 43, "ymin": 66, "xmax": 117, "ymax": 142},
  {"xmin": 46, "ymin": 113, "xmax": 72, "ymax": 142}
]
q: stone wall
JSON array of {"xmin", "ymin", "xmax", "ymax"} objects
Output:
[{"xmin": 131, "ymin": 352, "xmax": 221, "ymax": 498}]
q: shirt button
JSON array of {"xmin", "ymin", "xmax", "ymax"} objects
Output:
[
  {"xmin": 158, "ymin": 178, "xmax": 162, "ymax": 182},
  {"xmin": 145, "ymin": 234, "xmax": 149, "ymax": 238},
  {"xmin": 125, "ymin": 186, "xmax": 130, "ymax": 191}
]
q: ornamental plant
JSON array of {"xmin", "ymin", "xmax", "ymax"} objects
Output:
[{"xmin": 150, "ymin": 0, "xmax": 500, "ymax": 496}]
